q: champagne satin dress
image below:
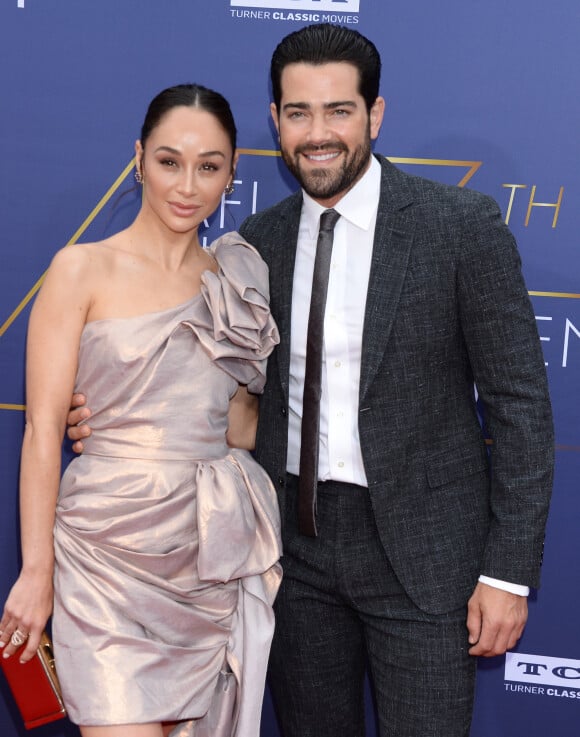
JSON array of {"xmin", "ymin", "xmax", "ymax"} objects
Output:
[{"xmin": 52, "ymin": 234, "xmax": 282, "ymax": 737}]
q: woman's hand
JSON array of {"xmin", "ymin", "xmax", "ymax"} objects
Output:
[{"xmin": 0, "ymin": 571, "xmax": 54, "ymax": 663}]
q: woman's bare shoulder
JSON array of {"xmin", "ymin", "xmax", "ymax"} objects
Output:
[{"xmin": 46, "ymin": 234, "xmax": 129, "ymax": 281}]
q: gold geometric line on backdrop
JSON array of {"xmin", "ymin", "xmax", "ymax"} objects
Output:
[
  {"xmin": 529, "ymin": 291, "xmax": 580, "ymax": 299},
  {"xmin": 0, "ymin": 159, "xmax": 136, "ymax": 339},
  {"xmin": 2, "ymin": 152, "xmax": 579, "ymax": 412},
  {"xmin": 387, "ymin": 157, "xmax": 482, "ymax": 188}
]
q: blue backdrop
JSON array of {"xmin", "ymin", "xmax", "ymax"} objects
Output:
[{"xmin": 1, "ymin": 2, "xmax": 579, "ymax": 735}]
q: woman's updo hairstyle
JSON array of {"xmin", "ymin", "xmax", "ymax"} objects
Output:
[{"xmin": 140, "ymin": 83, "xmax": 237, "ymax": 154}]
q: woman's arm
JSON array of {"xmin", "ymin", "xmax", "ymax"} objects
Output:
[
  {"xmin": 0, "ymin": 246, "xmax": 92, "ymax": 662},
  {"xmin": 226, "ymin": 385, "xmax": 259, "ymax": 450}
]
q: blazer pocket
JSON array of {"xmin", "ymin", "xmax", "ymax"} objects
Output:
[{"xmin": 426, "ymin": 445, "xmax": 489, "ymax": 489}]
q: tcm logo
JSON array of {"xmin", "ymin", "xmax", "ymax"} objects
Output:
[
  {"xmin": 231, "ymin": 0, "xmax": 360, "ymax": 11},
  {"xmin": 505, "ymin": 653, "xmax": 580, "ymax": 687}
]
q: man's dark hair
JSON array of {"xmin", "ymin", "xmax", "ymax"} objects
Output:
[{"xmin": 270, "ymin": 23, "xmax": 381, "ymax": 112}]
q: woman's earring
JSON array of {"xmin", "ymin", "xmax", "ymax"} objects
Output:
[
  {"xmin": 134, "ymin": 169, "xmax": 143, "ymax": 184},
  {"xmin": 224, "ymin": 182, "xmax": 235, "ymax": 195}
]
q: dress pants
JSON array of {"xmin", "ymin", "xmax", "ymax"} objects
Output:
[{"xmin": 268, "ymin": 475, "xmax": 476, "ymax": 737}]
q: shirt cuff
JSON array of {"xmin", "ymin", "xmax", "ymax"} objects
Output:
[{"xmin": 478, "ymin": 575, "xmax": 529, "ymax": 597}]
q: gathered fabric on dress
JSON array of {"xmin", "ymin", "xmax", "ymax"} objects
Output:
[{"xmin": 52, "ymin": 233, "xmax": 282, "ymax": 737}]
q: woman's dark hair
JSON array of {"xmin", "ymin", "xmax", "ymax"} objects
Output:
[
  {"xmin": 270, "ymin": 23, "xmax": 381, "ymax": 113},
  {"xmin": 140, "ymin": 83, "xmax": 237, "ymax": 153}
]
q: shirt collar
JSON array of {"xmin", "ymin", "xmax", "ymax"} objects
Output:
[{"xmin": 301, "ymin": 155, "xmax": 381, "ymax": 238}]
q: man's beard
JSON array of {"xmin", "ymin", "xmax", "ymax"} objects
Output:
[{"xmin": 280, "ymin": 133, "xmax": 372, "ymax": 201}]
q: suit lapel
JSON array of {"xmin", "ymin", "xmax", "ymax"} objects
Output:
[
  {"xmin": 268, "ymin": 193, "xmax": 303, "ymax": 402},
  {"xmin": 360, "ymin": 158, "xmax": 416, "ymax": 402}
]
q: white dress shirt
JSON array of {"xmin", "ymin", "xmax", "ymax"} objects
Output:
[
  {"xmin": 287, "ymin": 156, "xmax": 380, "ymax": 486},
  {"xmin": 286, "ymin": 155, "xmax": 528, "ymax": 598}
]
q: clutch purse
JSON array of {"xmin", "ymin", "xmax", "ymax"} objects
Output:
[{"xmin": 0, "ymin": 631, "xmax": 67, "ymax": 729}]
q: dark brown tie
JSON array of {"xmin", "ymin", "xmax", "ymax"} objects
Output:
[{"xmin": 298, "ymin": 208, "xmax": 340, "ymax": 537}]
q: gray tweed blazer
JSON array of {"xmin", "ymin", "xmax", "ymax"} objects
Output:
[{"xmin": 239, "ymin": 155, "xmax": 553, "ymax": 615}]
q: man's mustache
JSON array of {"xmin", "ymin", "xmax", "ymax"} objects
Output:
[{"xmin": 294, "ymin": 143, "xmax": 348, "ymax": 156}]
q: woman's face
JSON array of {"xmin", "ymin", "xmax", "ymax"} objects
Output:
[{"xmin": 136, "ymin": 105, "xmax": 237, "ymax": 235}]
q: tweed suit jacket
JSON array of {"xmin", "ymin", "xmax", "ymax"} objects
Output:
[{"xmin": 239, "ymin": 155, "xmax": 554, "ymax": 615}]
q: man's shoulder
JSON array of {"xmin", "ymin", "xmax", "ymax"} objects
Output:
[
  {"xmin": 377, "ymin": 155, "xmax": 497, "ymax": 214},
  {"xmin": 240, "ymin": 190, "xmax": 302, "ymax": 237}
]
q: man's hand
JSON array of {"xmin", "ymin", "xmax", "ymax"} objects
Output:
[
  {"xmin": 66, "ymin": 392, "xmax": 92, "ymax": 453},
  {"xmin": 466, "ymin": 581, "xmax": 528, "ymax": 657}
]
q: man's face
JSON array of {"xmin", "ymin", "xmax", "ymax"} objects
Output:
[{"xmin": 271, "ymin": 62, "xmax": 384, "ymax": 207}]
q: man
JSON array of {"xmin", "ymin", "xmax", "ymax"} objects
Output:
[
  {"xmin": 238, "ymin": 23, "xmax": 553, "ymax": 737},
  {"xmin": 69, "ymin": 23, "xmax": 553, "ymax": 737}
]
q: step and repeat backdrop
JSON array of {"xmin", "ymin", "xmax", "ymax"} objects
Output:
[{"xmin": 1, "ymin": 1, "xmax": 578, "ymax": 736}]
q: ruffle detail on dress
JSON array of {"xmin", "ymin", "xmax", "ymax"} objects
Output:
[
  {"xmin": 182, "ymin": 233, "xmax": 279, "ymax": 394},
  {"xmin": 195, "ymin": 449, "xmax": 282, "ymax": 586}
]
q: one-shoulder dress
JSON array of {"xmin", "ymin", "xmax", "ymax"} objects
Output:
[{"xmin": 52, "ymin": 234, "xmax": 282, "ymax": 737}]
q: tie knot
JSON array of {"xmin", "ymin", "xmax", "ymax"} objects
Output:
[{"xmin": 319, "ymin": 208, "xmax": 340, "ymax": 232}]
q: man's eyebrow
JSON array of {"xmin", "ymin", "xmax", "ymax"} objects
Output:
[
  {"xmin": 324, "ymin": 101, "xmax": 357, "ymax": 110},
  {"xmin": 282, "ymin": 100, "xmax": 357, "ymax": 112},
  {"xmin": 282, "ymin": 102, "xmax": 310, "ymax": 112}
]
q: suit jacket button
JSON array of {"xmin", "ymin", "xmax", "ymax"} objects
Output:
[{"xmin": 278, "ymin": 476, "xmax": 285, "ymax": 487}]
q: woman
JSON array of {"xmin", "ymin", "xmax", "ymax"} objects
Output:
[{"xmin": 0, "ymin": 84, "xmax": 281, "ymax": 737}]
